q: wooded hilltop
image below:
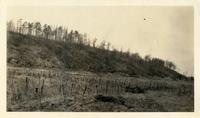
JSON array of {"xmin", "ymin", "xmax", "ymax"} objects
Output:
[{"xmin": 7, "ymin": 19, "xmax": 190, "ymax": 80}]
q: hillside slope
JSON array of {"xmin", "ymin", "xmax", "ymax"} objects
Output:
[{"xmin": 7, "ymin": 31, "xmax": 187, "ymax": 80}]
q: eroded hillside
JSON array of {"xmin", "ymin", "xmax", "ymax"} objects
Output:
[{"xmin": 7, "ymin": 32, "xmax": 188, "ymax": 80}]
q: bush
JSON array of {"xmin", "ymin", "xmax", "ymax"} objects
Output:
[{"xmin": 125, "ymin": 86, "xmax": 145, "ymax": 93}]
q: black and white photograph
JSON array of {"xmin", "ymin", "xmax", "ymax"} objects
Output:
[{"xmin": 6, "ymin": 6, "xmax": 194, "ymax": 112}]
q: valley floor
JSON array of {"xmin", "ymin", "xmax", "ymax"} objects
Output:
[{"xmin": 7, "ymin": 67, "xmax": 194, "ymax": 112}]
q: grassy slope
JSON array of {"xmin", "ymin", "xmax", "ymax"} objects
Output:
[{"xmin": 7, "ymin": 31, "xmax": 188, "ymax": 80}]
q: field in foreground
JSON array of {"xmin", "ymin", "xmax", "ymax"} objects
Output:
[{"xmin": 7, "ymin": 67, "xmax": 194, "ymax": 112}]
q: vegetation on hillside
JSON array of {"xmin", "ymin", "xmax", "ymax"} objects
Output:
[{"xmin": 7, "ymin": 19, "xmax": 189, "ymax": 80}]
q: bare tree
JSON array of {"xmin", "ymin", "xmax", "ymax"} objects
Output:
[
  {"xmin": 7, "ymin": 20, "xmax": 15, "ymax": 32},
  {"xmin": 28, "ymin": 22, "xmax": 34, "ymax": 35},
  {"xmin": 63, "ymin": 28, "xmax": 68, "ymax": 42},
  {"xmin": 21, "ymin": 21, "xmax": 28, "ymax": 35},
  {"xmin": 34, "ymin": 22, "xmax": 42, "ymax": 37},
  {"xmin": 99, "ymin": 40, "xmax": 106, "ymax": 49},
  {"xmin": 68, "ymin": 30, "xmax": 74, "ymax": 43},
  {"xmin": 74, "ymin": 30, "xmax": 79, "ymax": 43},
  {"xmin": 17, "ymin": 18, "xmax": 23, "ymax": 33},
  {"xmin": 92, "ymin": 38, "xmax": 97, "ymax": 48},
  {"xmin": 107, "ymin": 42, "xmax": 111, "ymax": 50},
  {"xmin": 144, "ymin": 55, "xmax": 151, "ymax": 62},
  {"xmin": 83, "ymin": 33, "xmax": 88, "ymax": 45},
  {"xmin": 125, "ymin": 48, "xmax": 130, "ymax": 56},
  {"xmin": 57, "ymin": 26, "xmax": 64, "ymax": 41},
  {"xmin": 43, "ymin": 24, "xmax": 52, "ymax": 39},
  {"xmin": 165, "ymin": 60, "xmax": 176, "ymax": 70}
]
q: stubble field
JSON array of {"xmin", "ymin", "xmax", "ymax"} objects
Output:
[{"xmin": 7, "ymin": 67, "xmax": 194, "ymax": 112}]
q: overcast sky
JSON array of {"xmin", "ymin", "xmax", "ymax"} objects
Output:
[{"xmin": 7, "ymin": 6, "xmax": 194, "ymax": 76}]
